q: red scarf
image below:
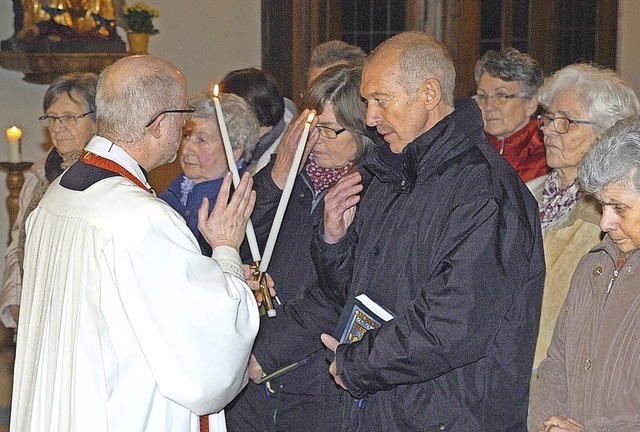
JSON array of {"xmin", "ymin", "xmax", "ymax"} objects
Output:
[{"xmin": 304, "ymin": 154, "xmax": 355, "ymax": 195}]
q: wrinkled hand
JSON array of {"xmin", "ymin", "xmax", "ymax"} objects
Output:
[
  {"xmin": 323, "ymin": 171, "xmax": 363, "ymax": 244},
  {"xmin": 271, "ymin": 109, "xmax": 319, "ymax": 189},
  {"xmin": 539, "ymin": 416, "xmax": 583, "ymax": 432},
  {"xmin": 242, "ymin": 264, "xmax": 277, "ymax": 305},
  {"xmin": 248, "ymin": 354, "xmax": 264, "ymax": 384},
  {"xmin": 198, "ymin": 172, "xmax": 256, "ymax": 250},
  {"xmin": 321, "ymin": 333, "xmax": 347, "ymax": 390}
]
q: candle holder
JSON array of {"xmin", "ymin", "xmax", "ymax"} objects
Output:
[
  {"xmin": 0, "ymin": 161, "xmax": 33, "ymax": 241},
  {"xmin": 250, "ymin": 262, "xmax": 276, "ymax": 317}
]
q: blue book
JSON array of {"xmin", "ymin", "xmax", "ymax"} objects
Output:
[{"xmin": 337, "ymin": 294, "xmax": 394, "ymax": 344}]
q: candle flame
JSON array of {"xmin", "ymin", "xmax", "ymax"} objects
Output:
[
  {"xmin": 307, "ymin": 112, "xmax": 315, "ymax": 123},
  {"xmin": 213, "ymin": 84, "xmax": 220, "ymax": 97},
  {"xmin": 6, "ymin": 126, "xmax": 22, "ymax": 140}
]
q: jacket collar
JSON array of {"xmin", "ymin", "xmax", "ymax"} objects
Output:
[
  {"xmin": 589, "ymin": 234, "xmax": 640, "ymax": 264},
  {"xmin": 364, "ymin": 98, "xmax": 485, "ymax": 189},
  {"xmin": 486, "ymin": 119, "xmax": 541, "ymax": 153}
]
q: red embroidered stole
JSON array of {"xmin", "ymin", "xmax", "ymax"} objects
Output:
[
  {"xmin": 80, "ymin": 150, "xmax": 153, "ymax": 193},
  {"xmin": 200, "ymin": 415, "xmax": 209, "ymax": 432}
]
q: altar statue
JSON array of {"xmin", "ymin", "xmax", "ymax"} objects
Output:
[
  {"xmin": 4, "ymin": 0, "xmax": 126, "ymax": 52},
  {"xmin": 19, "ymin": 0, "xmax": 124, "ymax": 37}
]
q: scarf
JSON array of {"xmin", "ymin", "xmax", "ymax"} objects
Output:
[
  {"xmin": 17, "ymin": 148, "xmax": 82, "ymax": 275},
  {"xmin": 539, "ymin": 169, "xmax": 582, "ymax": 230},
  {"xmin": 179, "ymin": 176, "xmax": 195, "ymax": 206},
  {"xmin": 304, "ymin": 153, "xmax": 354, "ymax": 195}
]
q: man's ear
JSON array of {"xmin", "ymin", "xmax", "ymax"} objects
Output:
[
  {"xmin": 147, "ymin": 114, "xmax": 164, "ymax": 139},
  {"xmin": 421, "ymin": 78, "xmax": 443, "ymax": 111}
]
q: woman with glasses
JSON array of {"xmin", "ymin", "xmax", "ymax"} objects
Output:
[
  {"xmin": 474, "ymin": 48, "xmax": 548, "ymax": 183},
  {"xmin": 225, "ymin": 64, "xmax": 373, "ymax": 432},
  {"xmin": 159, "ymin": 91, "xmax": 258, "ymax": 256},
  {"xmin": 0, "ymin": 72, "xmax": 97, "ymax": 332},
  {"xmin": 529, "ymin": 64, "xmax": 640, "ymax": 375},
  {"xmin": 529, "ymin": 117, "xmax": 640, "ymax": 432}
]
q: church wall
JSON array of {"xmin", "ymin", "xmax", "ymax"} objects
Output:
[{"xmin": 618, "ymin": 0, "xmax": 640, "ymax": 95}]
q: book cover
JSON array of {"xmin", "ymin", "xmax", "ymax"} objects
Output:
[{"xmin": 336, "ymin": 294, "xmax": 394, "ymax": 344}]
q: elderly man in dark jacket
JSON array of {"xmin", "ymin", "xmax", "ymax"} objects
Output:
[{"xmin": 250, "ymin": 31, "xmax": 544, "ymax": 431}]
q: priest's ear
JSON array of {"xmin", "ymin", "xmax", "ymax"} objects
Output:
[{"xmin": 146, "ymin": 114, "xmax": 165, "ymax": 139}]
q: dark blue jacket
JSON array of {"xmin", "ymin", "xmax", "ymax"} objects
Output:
[
  {"xmin": 252, "ymin": 100, "xmax": 545, "ymax": 431},
  {"xmin": 227, "ymin": 159, "xmax": 345, "ymax": 432}
]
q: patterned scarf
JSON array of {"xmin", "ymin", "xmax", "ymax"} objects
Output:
[
  {"xmin": 304, "ymin": 153, "xmax": 354, "ymax": 195},
  {"xmin": 539, "ymin": 169, "xmax": 582, "ymax": 230},
  {"xmin": 179, "ymin": 176, "xmax": 195, "ymax": 206}
]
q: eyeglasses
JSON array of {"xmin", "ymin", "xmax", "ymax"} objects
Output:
[
  {"xmin": 536, "ymin": 114, "xmax": 595, "ymax": 134},
  {"xmin": 38, "ymin": 111, "xmax": 94, "ymax": 127},
  {"xmin": 145, "ymin": 106, "xmax": 196, "ymax": 128},
  {"xmin": 472, "ymin": 93, "xmax": 529, "ymax": 105},
  {"xmin": 316, "ymin": 125, "xmax": 346, "ymax": 139}
]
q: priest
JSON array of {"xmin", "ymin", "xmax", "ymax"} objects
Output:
[{"xmin": 10, "ymin": 55, "xmax": 260, "ymax": 432}]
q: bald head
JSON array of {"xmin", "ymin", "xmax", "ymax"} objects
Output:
[
  {"xmin": 96, "ymin": 55, "xmax": 187, "ymax": 144},
  {"xmin": 101, "ymin": 55, "xmax": 183, "ymax": 95},
  {"xmin": 367, "ymin": 32, "xmax": 455, "ymax": 106}
]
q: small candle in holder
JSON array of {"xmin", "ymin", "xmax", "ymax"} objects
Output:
[{"xmin": 6, "ymin": 126, "xmax": 22, "ymax": 163}]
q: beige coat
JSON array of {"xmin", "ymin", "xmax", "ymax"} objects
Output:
[
  {"xmin": 528, "ymin": 175, "xmax": 602, "ymax": 372},
  {"xmin": 528, "ymin": 236, "xmax": 640, "ymax": 431},
  {"xmin": 0, "ymin": 154, "xmax": 46, "ymax": 328}
]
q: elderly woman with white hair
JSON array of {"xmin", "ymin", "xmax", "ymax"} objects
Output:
[
  {"xmin": 159, "ymin": 91, "xmax": 259, "ymax": 256},
  {"xmin": 529, "ymin": 64, "xmax": 640, "ymax": 373},
  {"xmin": 528, "ymin": 117, "xmax": 640, "ymax": 432}
]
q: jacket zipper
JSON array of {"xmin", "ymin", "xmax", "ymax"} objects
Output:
[{"xmin": 604, "ymin": 268, "xmax": 619, "ymax": 307}]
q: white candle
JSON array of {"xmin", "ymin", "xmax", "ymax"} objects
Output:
[
  {"xmin": 212, "ymin": 85, "xmax": 262, "ymax": 262},
  {"xmin": 259, "ymin": 112, "xmax": 315, "ymax": 273},
  {"xmin": 6, "ymin": 126, "xmax": 22, "ymax": 163}
]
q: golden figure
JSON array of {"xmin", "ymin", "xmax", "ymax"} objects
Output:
[{"xmin": 18, "ymin": 0, "xmax": 123, "ymax": 38}]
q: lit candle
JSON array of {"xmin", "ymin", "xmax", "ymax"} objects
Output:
[
  {"xmin": 212, "ymin": 84, "xmax": 262, "ymax": 262},
  {"xmin": 259, "ymin": 112, "xmax": 315, "ymax": 273},
  {"xmin": 6, "ymin": 126, "xmax": 22, "ymax": 163}
]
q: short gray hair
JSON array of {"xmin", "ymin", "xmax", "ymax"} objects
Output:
[
  {"xmin": 310, "ymin": 40, "xmax": 366, "ymax": 69},
  {"xmin": 369, "ymin": 31, "xmax": 455, "ymax": 106},
  {"xmin": 189, "ymin": 90, "xmax": 259, "ymax": 161},
  {"xmin": 579, "ymin": 116, "xmax": 640, "ymax": 195},
  {"xmin": 474, "ymin": 48, "xmax": 543, "ymax": 96},
  {"xmin": 538, "ymin": 64, "xmax": 640, "ymax": 136},
  {"xmin": 44, "ymin": 72, "xmax": 98, "ymax": 121},
  {"xmin": 96, "ymin": 64, "xmax": 184, "ymax": 143}
]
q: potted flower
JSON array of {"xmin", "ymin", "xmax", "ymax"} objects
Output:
[{"xmin": 121, "ymin": 2, "xmax": 159, "ymax": 54}]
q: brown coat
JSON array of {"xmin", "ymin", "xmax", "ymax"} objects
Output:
[
  {"xmin": 528, "ymin": 235, "xmax": 640, "ymax": 431},
  {"xmin": 528, "ymin": 176, "xmax": 602, "ymax": 371}
]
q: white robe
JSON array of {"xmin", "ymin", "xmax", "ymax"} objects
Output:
[{"xmin": 11, "ymin": 137, "xmax": 259, "ymax": 432}]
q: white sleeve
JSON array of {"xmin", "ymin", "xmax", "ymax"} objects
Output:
[{"xmin": 111, "ymin": 214, "xmax": 259, "ymax": 415}]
